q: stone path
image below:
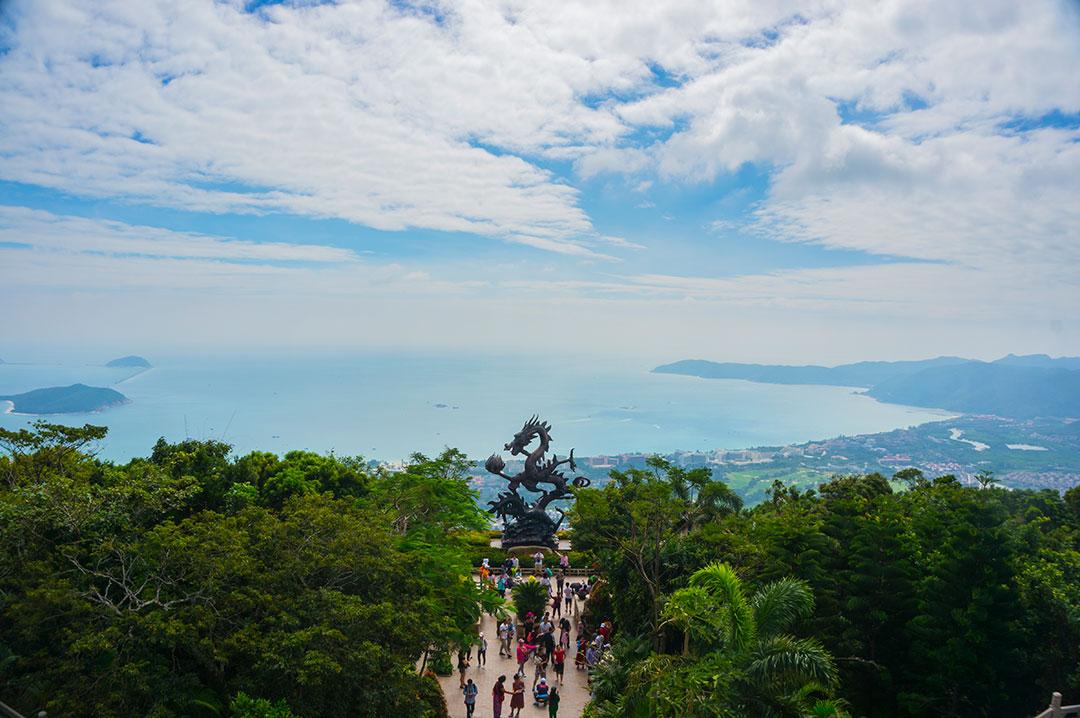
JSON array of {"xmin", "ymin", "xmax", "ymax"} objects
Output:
[{"xmin": 433, "ymin": 580, "xmax": 592, "ymax": 718}]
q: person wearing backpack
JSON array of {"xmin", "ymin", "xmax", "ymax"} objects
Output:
[{"xmin": 462, "ymin": 678, "xmax": 478, "ymax": 717}]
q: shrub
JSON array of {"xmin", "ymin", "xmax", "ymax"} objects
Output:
[
  {"xmin": 430, "ymin": 650, "xmax": 453, "ymax": 676},
  {"xmin": 513, "ymin": 577, "xmax": 550, "ymax": 622},
  {"xmin": 229, "ymin": 692, "xmax": 298, "ymax": 718}
]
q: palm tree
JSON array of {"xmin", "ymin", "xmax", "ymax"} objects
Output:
[
  {"xmin": 669, "ymin": 466, "xmax": 743, "ymax": 532},
  {"xmin": 645, "ymin": 562, "xmax": 838, "ymax": 717}
]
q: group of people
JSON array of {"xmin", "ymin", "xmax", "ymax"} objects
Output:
[{"xmin": 458, "ymin": 550, "xmax": 609, "ymax": 718}]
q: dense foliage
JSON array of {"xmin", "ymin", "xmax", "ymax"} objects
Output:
[
  {"xmin": 0, "ymin": 422, "xmax": 499, "ymax": 718},
  {"xmin": 571, "ymin": 458, "xmax": 1080, "ymax": 717}
]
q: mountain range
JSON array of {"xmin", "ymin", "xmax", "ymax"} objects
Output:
[{"xmin": 654, "ymin": 354, "xmax": 1080, "ymax": 419}]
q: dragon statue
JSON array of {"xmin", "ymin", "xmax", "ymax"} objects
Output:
[{"xmin": 485, "ymin": 415, "xmax": 590, "ymax": 549}]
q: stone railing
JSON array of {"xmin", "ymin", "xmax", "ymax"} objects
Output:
[{"xmin": 1034, "ymin": 693, "xmax": 1080, "ymax": 718}]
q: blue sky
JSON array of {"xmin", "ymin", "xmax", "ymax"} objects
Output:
[{"xmin": 1, "ymin": 0, "xmax": 1078, "ymax": 362}]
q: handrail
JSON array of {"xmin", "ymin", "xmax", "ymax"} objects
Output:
[
  {"xmin": 0, "ymin": 700, "xmax": 45, "ymax": 718},
  {"xmin": 1034, "ymin": 692, "xmax": 1080, "ymax": 718}
]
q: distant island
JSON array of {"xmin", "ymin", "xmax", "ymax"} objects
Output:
[
  {"xmin": 0, "ymin": 384, "xmax": 128, "ymax": 414},
  {"xmin": 654, "ymin": 354, "xmax": 1080, "ymax": 419},
  {"xmin": 106, "ymin": 355, "xmax": 152, "ymax": 368}
]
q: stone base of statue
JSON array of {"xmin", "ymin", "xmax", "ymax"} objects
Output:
[{"xmin": 502, "ymin": 511, "xmax": 558, "ymax": 551}]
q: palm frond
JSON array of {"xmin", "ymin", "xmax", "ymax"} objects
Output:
[
  {"xmin": 745, "ymin": 635, "xmax": 838, "ymax": 691},
  {"xmin": 688, "ymin": 562, "xmax": 756, "ymax": 651},
  {"xmin": 751, "ymin": 577, "xmax": 814, "ymax": 637}
]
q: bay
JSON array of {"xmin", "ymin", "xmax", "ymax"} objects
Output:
[{"xmin": 0, "ymin": 352, "xmax": 953, "ymax": 462}]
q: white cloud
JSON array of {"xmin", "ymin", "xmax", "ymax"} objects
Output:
[
  {"xmin": 0, "ymin": 0, "xmax": 1078, "ymax": 356},
  {"xmin": 0, "ymin": 206, "xmax": 358, "ymax": 263}
]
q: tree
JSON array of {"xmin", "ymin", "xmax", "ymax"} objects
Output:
[
  {"xmin": 571, "ymin": 457, "xmax": 741, "ymax": 647},
  {"xmin": 589, "ymin": 563, "xmax": 838, "ymax": 717},
  {"xmin": 0, "ymin": 423, "xmax": 492, "ymax": 718}
]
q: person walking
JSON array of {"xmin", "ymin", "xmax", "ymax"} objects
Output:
[
  {"xmin": 463, "ymin": 678, "xmax": 478, "ymax": 717},
  {"xmin": 547, "ymin": 686, "xmax": 560, "ymax": 717},
  {"xmin": 509, "ymin": 673, "xmax": 526, "ymax": 717},
  {"xmin": 498, "ymin": 620, "xmax": 510, "ymax": 657},
  {"xmin": 552, "ymin": 644, "xmax": 565, "ymax": 685},
  {"xmin": 492, "ymin": 675, "xmax": 506, "ymax": 718},
  {"xmin": 476, "ymin": 632, "xmax": 487, "ymax": 667},
  {"xmin": 458, "ymin": 649, "xmax": 470, "ymax": 688}
]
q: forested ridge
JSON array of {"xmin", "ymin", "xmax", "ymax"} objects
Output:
[
  {"xmin": 2, "ymin": 423, "xmax": 1080, "ymax": 717},
  {"xmin": 570, "ymin": 461, "xmax": 1080, "ymax": 717},
  {"xmin": 0, "ymin": 422, "xmax": 498, "ymax": 718}
]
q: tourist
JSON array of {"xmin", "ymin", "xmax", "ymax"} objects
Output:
[
  {"xmin": 492, "ymin": 675, "xmax": 506, "ymax": 718},
  {"xmin": 509, "ymin": 673, "xmax": 526, "ymax": 717},
  {"xmin": 533, "ymin": 550, "xmax": 544, "ymax": 571},
  {"xmin": 541, "ymin": 626, "xmax": 556, "ymax": 657},
  {"xmin": 506, "ymin": 619, "xmax": 517, "ymax": 652},
  {"xmin": 476, "ymin": 632, "xmax": 487, "ymax": 667},
  {"xmin": 586, "ymin": 643, "xmax": 599, "ymax": 668},
  {"xmin": 547, "ymin": 686, "xmax": 560, "ymax": 717},
  {"xmin": 532, "ymin": 677, "xmax": 549, "ymax": 706},
  {"xmin": 515, "ymin": 638, "xmax": 534, "ymax": 675},
  {"xmin": 539, "ymin": 613, "xmax": 552, "ymax": 635},
  {"xmin": 531, "ymin": 647, "xmax": 548, "ymax": 688},
  {"xmin": 562, "ymin": 583, "xmax": 573, "ymax": 614},
  {"xmin": 498, "ymin": 620, "xmax": 510, "ymax": 657},
  {"xmin": 511, "ymin": 555, "xmax": 520, "ymax": 573},
  {"xmin": 551, "ymin": 591, "xmax": 561, "ymax": 618},
  {"xmin": 558, "ymin": 616, "xmax": 571, "ymax": 649},
  {"xmin": 457, "ymin": 649, "xmax": 470, "ymax": 688},
  {"xmin": 555, "ymin": 570, "xmax": 564, "ymax": 595},
  {"xmin": 559, "ymin": 552, "xmax": 569, "ymax": 570},
  {"xmin": 463, "ymin": 678, "xmax": 478, "ymax": 718},
  {"xmin": 552, "ymin": 644, "xmax": 565, "ymax": 685},
  {"xmin": 574, "ymin": 637, "xmax": 587, "ymax": 670}
]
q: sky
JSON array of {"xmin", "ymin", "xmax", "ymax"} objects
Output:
[{"xmin": 1, "ymin": 0, "xmax": 1079, "ymax": 363}]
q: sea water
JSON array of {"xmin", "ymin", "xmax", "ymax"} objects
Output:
[{"xmin": 0, "ymin": 351, "xmax": 953, "ymax": 462}]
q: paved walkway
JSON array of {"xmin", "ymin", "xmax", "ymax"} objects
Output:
[{"xmin": 434, "ymin": 581, "xmax": 592, "ymax": 718}]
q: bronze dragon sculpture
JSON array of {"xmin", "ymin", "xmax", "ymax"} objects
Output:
[{"xmin": 485, "ymin": 415, "xmax": 590, "ymax": 535}]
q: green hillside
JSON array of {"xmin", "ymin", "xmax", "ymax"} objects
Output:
[
  {"xmin": 868, "ymin": 363, "xmax": 1080, "ymax": 418},
  {"xmin": 0, "ymin": 384, "xmax": 128, "ymax": 414}
]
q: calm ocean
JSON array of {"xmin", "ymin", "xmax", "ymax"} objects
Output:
[{"xmin": 0, "ymin": 352, "xmax": 952, "ymax": 462}]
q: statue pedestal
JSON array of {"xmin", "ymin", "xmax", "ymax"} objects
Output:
[{"xmin": 502, "ymin": 511, "xmax": 558, "ymax": 551}]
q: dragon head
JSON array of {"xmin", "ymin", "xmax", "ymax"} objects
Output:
[{"xmin": 504, "ymin": 414, "xmax": 550, "ymax": 455}]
